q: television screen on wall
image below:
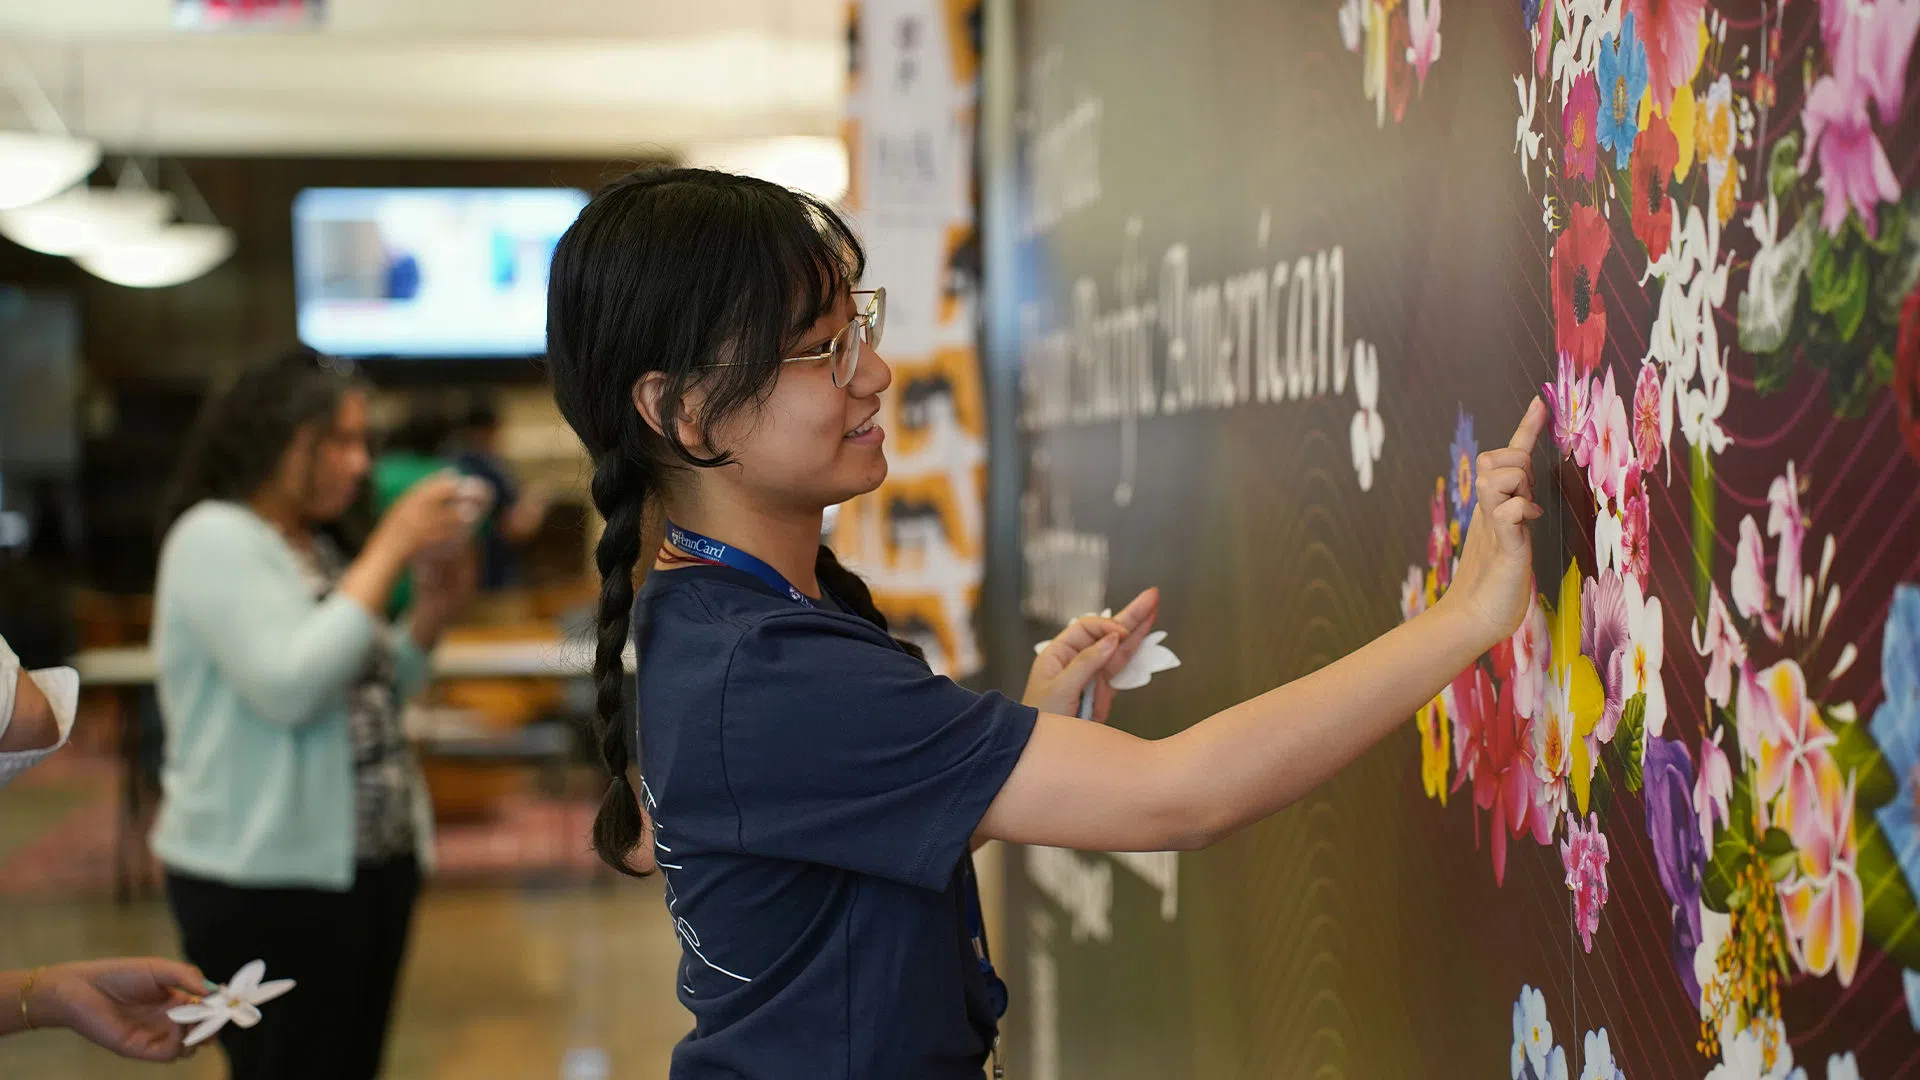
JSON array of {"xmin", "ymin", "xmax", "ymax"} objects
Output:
[{"xmin": 292, "ymin": 187, "xmax": 588, "ymax": 359}]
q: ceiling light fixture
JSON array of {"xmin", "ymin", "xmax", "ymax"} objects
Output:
[
  {"xmin": 0, "ymin": 183, "xmax": 175, "ymax": 256},
  {"xmin": 75, "ymin": 222, "xmax": 234, "ymax": 289}
]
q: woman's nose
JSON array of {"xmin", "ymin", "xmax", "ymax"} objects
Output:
[{"xmin": 850, "ymin": 338, "xmax": 891, "ymax": 397}]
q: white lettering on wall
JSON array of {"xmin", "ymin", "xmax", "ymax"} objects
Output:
[
  {"xmin": 1019, "ymin": 214, "xmax": 1383, "ymax": 493},
  {"xmin": 1020, "ymin": 49, "xmax": 1103, "ymax": 240}
]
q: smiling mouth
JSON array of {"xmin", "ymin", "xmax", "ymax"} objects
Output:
[{"xmin": 845, "ymin": 417, "xmax": 878, "ymax": 438}]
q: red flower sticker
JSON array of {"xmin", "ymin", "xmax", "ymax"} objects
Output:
[
  {"xmin": 1631, "ymin": 112, "xmax": 1679, "ymax": 262},
  {"xmin": 1554, "ymin": 204, "xmax": 1613, "ymax": 376}
]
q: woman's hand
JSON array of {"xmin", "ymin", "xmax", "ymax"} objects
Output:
[
  {"xmin": 1442, "ymin": 398, "xmax": 1547, "ymax": 651},
  {"xmin": 27, "ymin": 958, "xmax": 210, "ymax": 1062},
  {"xmin": 371, "ymin": 472, "xmax": 470, "ymax": 563},
  {"xmin": 1024, "ymin": 588, "xmax": 1160, "ymax": 722}
]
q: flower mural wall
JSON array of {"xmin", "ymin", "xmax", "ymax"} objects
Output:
[{"xmin": 1388, "ymin": 0, "xmax": 1920, "ymax": 1073}]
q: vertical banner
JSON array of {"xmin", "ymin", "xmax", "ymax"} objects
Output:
[{"xmin": 837, "ymin": 0, "xmax": 989, "ymax": 677}]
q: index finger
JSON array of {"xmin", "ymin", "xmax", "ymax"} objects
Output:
[
  {"xmin": 1112, "ymin": 587, "xmax": 1160, "ymax": 633},
  {"xmin": 1508, "ymin": 397, "xmax": 1546, "ymax": 454},
  {"xmin": 146, "ymin": 959, "xmax": 212, "ymax": 996}
]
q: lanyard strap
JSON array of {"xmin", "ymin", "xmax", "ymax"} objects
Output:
[
  {"xmin": 963, "ymin": 860, "xmax": 1011, "ymax": 1023},
  {"xmin": 664, "ymin": 521, "xmax": 815, "ymax": 607}
]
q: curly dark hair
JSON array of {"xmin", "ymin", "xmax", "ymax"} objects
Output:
[{"xmin": 158, "ymin": 345, "xmax": 369, "ymax": 544}]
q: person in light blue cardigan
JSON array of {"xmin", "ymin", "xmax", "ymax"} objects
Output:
[{"xmin": 150, "ymin": 347, "xmax": 475, "ymax": 1080}]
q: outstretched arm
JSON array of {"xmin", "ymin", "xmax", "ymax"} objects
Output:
[{"xmin": 978, "ymin": 399, "xmax": 1546, "ymax": 852}]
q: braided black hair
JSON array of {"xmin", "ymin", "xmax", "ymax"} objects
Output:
[
  {"xmin": 159, "ymin": 346, "xmax": 367, "ymax": 543},
  {"xmin": 548, "ymin": 166, "xmax": 920, "ymax": 875}
]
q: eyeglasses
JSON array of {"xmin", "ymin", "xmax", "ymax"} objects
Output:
[{"xmin": 712, "ymin": 288, "xmax": 885, "ymax": 389}]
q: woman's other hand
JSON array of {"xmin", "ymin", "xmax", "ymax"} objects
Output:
[
  {"xmin": 28, "ymin": 958, "xmax": 211, "ymax": 1062},
  {"xmin": 372, "ymin": 472, "xmax": 469, "ymax": 563},
  {"xmin": 1024, "ymin": 588, "xmax": 1160, "ymax": 721}
]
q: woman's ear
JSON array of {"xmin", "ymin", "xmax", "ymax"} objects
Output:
[
  {"xmin": 633, "ymin": 374, "xmax": 706, "ymax": 451},
  {"xmin": 632, "ymin": 374, "xmax": 670, "ymax": 439}
]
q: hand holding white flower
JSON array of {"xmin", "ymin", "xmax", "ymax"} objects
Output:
[{"xmin": 165, "ymin": 960, "xmax": 295, "ymax": 1048}]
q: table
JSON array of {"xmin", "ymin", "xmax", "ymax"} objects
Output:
[
  {"xmin": 72, "ymin": 640, "xmax": 635, "ymax": 901},
  {"xmin": 73, "ymin": 640, "xmax": 638, "ymax": 685}
]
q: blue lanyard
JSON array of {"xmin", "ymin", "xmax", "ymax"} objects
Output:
[
  {"xmin": 664, "ymin": 521, "xmax": 816, "ymax": 607},
  {"xmin": 663, "ymin": 518, "xmax": 1009, "ymax": 1025}
]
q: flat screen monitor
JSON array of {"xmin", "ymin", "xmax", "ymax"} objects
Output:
[{"xmin": 292, "ymin": 186, "xmax": 588, "ymax": 359}]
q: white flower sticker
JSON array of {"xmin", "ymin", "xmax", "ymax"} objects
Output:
[
  {"xmin": 166, "ymin": 960, "xmax": 296, "ymax": 1048},
  {"xmin": 1515, "ymin": 74, "xmax": 1543, "ymax": 192},
  {"xmin": 1034, "ymin": 609, "xmax": 1181, "ymax": 693},
  {"xmin": 1350, "ymin": 339, "xmax": 1384, "ymax": 491}
]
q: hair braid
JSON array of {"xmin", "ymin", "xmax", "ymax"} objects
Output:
[
  {"xmin": 814, "ymin": 545, "xmax": 926, "ymax": 664},
  {"xmin": 588, "ymin": 450, "xmax": 650, "ymax": 875}
]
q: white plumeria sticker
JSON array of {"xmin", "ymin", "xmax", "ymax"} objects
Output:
[
  {"xmin": 1349, "ymin": 340, "xmax": 1384, "ymax": 492},
  {"xmin": 1035, "ymin": 609, "xmax": 1181, "ymax": 717},
  {"xmin": 166, "ymin": 960, "xmax": 296, "ymax": 1047}
]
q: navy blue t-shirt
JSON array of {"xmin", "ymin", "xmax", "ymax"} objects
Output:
[{"xmin": 631, "ymin": 563, "xmax": 1038, "ymax": 1079}]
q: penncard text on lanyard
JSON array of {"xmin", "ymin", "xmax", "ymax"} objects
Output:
[{"xmin": 665, "ymin": 521, "xmax": 815, "ymax": 607}]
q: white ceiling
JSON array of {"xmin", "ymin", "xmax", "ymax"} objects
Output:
[{"xmin": 0, "ymin": 0, "xmax": 848, "ymax": 157}]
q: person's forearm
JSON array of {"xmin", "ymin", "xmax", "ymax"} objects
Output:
[
  {"xmin": 0, "ymin": 673, "xmax": 60, "ymax": 753},
  {"xmin": 336, "ymin": 533, "xmax": 409, "ymax": 619},
  {"xmin": 1162, "ymin": 597, "xmax": 1490, "ymax": 844},
  {"xmin": 0, "ymin": 966, "xmax": 53, "ymax": 1036}
]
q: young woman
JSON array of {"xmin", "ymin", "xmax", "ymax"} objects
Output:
[
  {"xmin": 150, "ymin": 347, "xmax": 477, "ymax": 1080},
  {"xmin": 545, "ymin": 168, "xmax": 1544, "ymax": 1079}
]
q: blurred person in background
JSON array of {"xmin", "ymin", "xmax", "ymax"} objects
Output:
[
  {"xmin": 150, "ymin": 347, "xmax": 477, "ymax": 1080},
  {"xmin": 444, "ymin": 396, "xmax": 550, "ymax": 591},
  {"xmin": 1, "ymin": 632, "xmax": 211, "ymax": 1062}
]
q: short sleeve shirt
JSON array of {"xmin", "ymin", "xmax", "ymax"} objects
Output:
[{"xmin": 632, "ymin": 564, "xmax": 1037, "ymax": 1080}]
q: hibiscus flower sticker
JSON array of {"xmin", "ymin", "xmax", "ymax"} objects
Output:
[
  {"xmin": 1563, "ymin": 73, "xmax": 1601, "ymax": 181},
  {"xmin": 1625, "ymin": 0, "xmax": 1705, "ymax": 110},
  {"xmin": 1595, "ymin": 13, "xmax": 1649, "ymax": 168},
  {"xmin": 1553, "ymin": 204, "xmax": 1611, "ymax": 375},
  {"xmin": 1630, "ymin": 111, "xmax": 1679, "ymax": 261},
  {"xmin": 1586, "ymin": 367, "xmax": 1631, "ymax": 503},
  {"xmin": 1562, "ymin": 811, "xmax": 1612, "ymax": 953}
]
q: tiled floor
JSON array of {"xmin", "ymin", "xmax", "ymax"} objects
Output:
[{"xmin": 0, "ymin": 880, "xmax": 689, "ymax": 1078}]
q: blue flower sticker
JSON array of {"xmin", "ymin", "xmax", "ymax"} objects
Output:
[
  {"xmin": 1449, "ymin": 407, "xmax": 1478, "ymax": 535},
  {"xmin": 1873, "ymin": 584, "xmax": 1920, "ymax": 904},
  {"xmin": 1595, "ymin": 13, "xmax": 1649, "ymax": 169}
]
